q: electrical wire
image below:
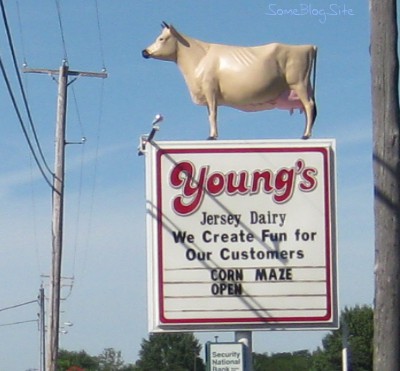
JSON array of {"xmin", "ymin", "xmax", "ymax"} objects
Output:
[
  {"xmin": 0, "ymin": 0, "xmax": 53, "ymax": 177},
  {"xmin": 14, "ymin": 0, "xmax": 48, "ymax": 277},
  {"xmin": 3, "ymin": 1, "xmax": 110, "ymax": 317},
  {"xmin": 0, "ymin": 319, "xmax": 38, "ymax": 327},
  {"xmin": 29, "ymin": 156, "xmax": 44, "ymax": 275},
  {"xmin": 76, "ymin": 2, "xmax": 108, "ymax": 279},
  {"xmin": 94, "ymin": 0, "xmax": 106, "ymax": 70},
  {"xmin": 70, "ymin": 84, "xmax": 85, "ymax": 279},
  {"xmin": 0, "ymin": 55, "xmax": 54, "ymax": 189},
  {"xmin": 67, "ymin": 2, "xmax": 108, "ymax": 280},
  {"xmin": 15, "ymin": 0, "xmax": 27, "ymax": 67},
  {"xmin": 82, "ymin": 4, "xmax": 108, "ymax": 275},
  {"xmin": 54, "ymin": 0, "xmax": 69, "ymax": 62},
  {"xmin": 80, "ymin": 78, "xmax": 106, "ymax": 278},
  {"xmin": 0, "ymin": 299, "xmax": 37, "ymax": 312},
  {"xmin": 0, "ymin": 299, "xmax": 38, "ymax": 331}
]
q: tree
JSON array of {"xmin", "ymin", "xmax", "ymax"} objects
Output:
[
  {"xmin": 57, "ymin": 349, "xmax": 99, "ymax": 371},
  {"xmin": 370, "ymin": 1, "xmax": 400, "ymax": 369},
  {"xmin": 98, "ymin": 348, "xmax": 125, "ymax": 370},
  {"xmin": 312, "ymin": 305, "xmax": 373, "ymax": 371},
  {"xmin": 58, "ymin": 348, "xmax": 136, "ymax": 371},
  {"xmin": 135, "ymin": 333, "xmax": 205, "ymax": 371},
  {"xmin": 253, "ymin": 350, "xmax": 313, "ymax": 371}
]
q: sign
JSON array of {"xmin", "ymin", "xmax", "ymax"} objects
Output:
[
  {"xmin": 144, "ymin": 139, "xmax": 338, "ymax": 331},
  {"xmin": 206, "ymin": 342, "xmax": 244, "ymax": 371}
]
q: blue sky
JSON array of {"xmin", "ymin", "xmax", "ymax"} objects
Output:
[{"xmin": 0, "ymin": 1, "xmax": 372, "ymax": 369}]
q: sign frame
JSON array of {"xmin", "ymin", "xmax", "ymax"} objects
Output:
[{"xmin": 144, "ymin": 139, "xmax": 338, "ymax": 332}]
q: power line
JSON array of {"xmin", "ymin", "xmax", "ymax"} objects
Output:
[
  {"xmin": 54, "ymin": 0, "xmax": 68, "ymax": 62},
  {"xmin": 67, "ymin": 1, "xmax": 107, "ymax": 279},
  {"xmin": 80, "ymin": 78, "xmax": 106, "ymax": 278},
  {"xmin": 0, "ymin": 55, "xmax": 54, "ymax": 189},
  {"xmin": 0, "ymin": 319, "xmax": 38, "ymax": 327},
  {"xmin": 15, "ymin": 0, "xmax": 27, "ymax": 67},
  {"xmin": 0, "ymin": 299, "xmax": 37, "ymax": 313},
  {"xmin": 69, "ymin": 84, "xmax": 86, "ymax": 280},
  {"xmin": 94, "ymin": 0, "xmax": 106, "ymax": 70},
  {"xmin": 0, "ymin": 0, "xmax": 53, "ymax": 176}
]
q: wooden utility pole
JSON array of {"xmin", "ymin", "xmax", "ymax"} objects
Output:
[
  {"xmin": 370, "ymin": 1, "xmax": 400, "ymax": 370},
  {"xmin": 24, "ymin": 62, "xmax": 107, "ymax": 371},
  {"xmin": 49, "ymin": 61, "xmax": 68, "ymax": 371}
]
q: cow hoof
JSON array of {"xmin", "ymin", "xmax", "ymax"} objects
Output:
[
  {"xmin": 207, "ymin": 136, "xmax": 217, "ymax": 140},
  {"xmin": 302, "ymin": 134, "xmax": 311, "ymax": 140}
]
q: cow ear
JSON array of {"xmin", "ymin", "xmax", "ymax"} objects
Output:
[
  {"xmin": 169, "ymin": 24, "xmax": 190, "ymax": 47},
  {"xmin": 169, "ymin": 24, "xmax": 178, "ymax": 37}
]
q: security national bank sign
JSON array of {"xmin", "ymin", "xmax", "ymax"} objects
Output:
[{"xmin": 144, "ymin": 139, "xmax": 338, "ymax": 332}]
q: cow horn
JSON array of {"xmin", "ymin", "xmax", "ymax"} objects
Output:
[{"xmin": 161, "ymin": 21, "xmax": 170, "ymax": 29}]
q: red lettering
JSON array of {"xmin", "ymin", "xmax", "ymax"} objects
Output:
[
  {"xmin": 168, "ymin": 159, "xmax": 318, "ymax": 215},
  {"xmin": 299, "ymin": 167, "xmax": 318, "ymax": 191},
  {"xmin": 169, "ymin": 161, "xmax": 206, "ymax": 215},
  {"xmin": 226, "ymin": 171, "xmax": 248, "ymax": 194},
  {"xmin": 207, "ymin": 172, "xmax": 225, "ymax": 194},
  {"xmin": 251, "ymin": 170, "xmax": 274, "ymax": 193},
  {"xmin": 273, "ymin": 168, "xmax": 295, "ymax": 203}
]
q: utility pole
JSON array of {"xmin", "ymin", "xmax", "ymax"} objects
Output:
[
  {"xmin": 24, "ymin": 61, "xmax": 107, "ymax": 371},
  {"xmin": 49, "ymin": 61, "xmax": 68, "ymax": 371},
  {"xmin": 39, "ymin": 286, "xmax": 46, "ymax": 371},
  {"xmin": 370, "ymin": 1, "xmax": 400, "ymax": 370}
]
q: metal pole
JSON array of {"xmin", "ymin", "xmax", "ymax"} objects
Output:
[
  {"xmin": 48, "ymin": 62, "xmax": 68, "ymax": 371},
  {"xmin": 39, "ymin": 286, "xmax": 46, "ymax": 371},
  {"xmin": 235, "ymin": 331, "xmax": 253, "ymax": 371},
  {"xmin": 342, "ymin": 320, "xmax": 349, "ymax": 371}
]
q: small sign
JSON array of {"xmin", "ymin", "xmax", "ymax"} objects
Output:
[
  {"xmin": 206, "ymin": 342, "xmax": 244, "ymax": 371},
  {"xmin": 144, "ymin": 139, "xmax": 338, "ymax": 331}
]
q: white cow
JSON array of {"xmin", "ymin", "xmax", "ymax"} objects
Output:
[{"xmin": 142, "ymin": 22, "xmax": 317, "ymax": 139}]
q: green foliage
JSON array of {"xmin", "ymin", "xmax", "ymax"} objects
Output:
[
  {"xmin": 58, "ymin": 348, "xmax": 136, "ymax": 371},
  {"xmin": 311, "ymin": 305, "xmax": 373, "ymax": 371},
  {"xmin": 57, "ymin": 305, "xmax": 372, "ymax": 371},
  {"xmin": 58, "ymin": 349, "xmax": 99, "ymax": 371},
  {"xmin": 135, "ymin": 333, "xmax": 205, "ymax": 371},
  {"xmin": 98, "ymin": 348, "xmax": 125, "ymax": 370},
  {"xmin": 252, "ymin": 305, "xmax": 373, "ymax": 371},
  {"xmin": 253, "ymin": 350, "xmax": 313, "ymax": 371}
]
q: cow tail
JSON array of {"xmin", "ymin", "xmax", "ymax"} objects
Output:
[{"xmin": 312, "ymin": 46, "xmax": 318, "ymax": 100}]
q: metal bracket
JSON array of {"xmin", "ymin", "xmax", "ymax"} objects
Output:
[{"xmin": 138, "ymin": 114, "xmax": 164, "ymax": 156}]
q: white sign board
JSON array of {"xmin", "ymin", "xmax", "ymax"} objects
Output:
[
  {"xmin": 206, "ymin": 342, "xmax": 244, "ymax": 371},
  {"xmin": 144, "ymin": 139, "xmax": 338, "ymax": 331}
]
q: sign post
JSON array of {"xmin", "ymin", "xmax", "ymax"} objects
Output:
[{"xmin": 234, "ymin": 332, "xmax": 252, "ymax": 371}]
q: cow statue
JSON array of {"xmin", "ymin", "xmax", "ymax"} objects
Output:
[{"xmin": 142, "ymin": 22, "xmax": 317, "ymax": 140}]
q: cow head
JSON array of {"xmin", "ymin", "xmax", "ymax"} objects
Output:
[{"xmin": 142, "ymin": 22, "xmax": 188, "ymax": 62}]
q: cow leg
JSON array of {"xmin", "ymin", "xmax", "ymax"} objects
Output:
[
  {"xmin": 302, "ymin": 100, "xmax": 316, "ymax": 139},
  {"xmin": 206, "ymin": 96, "xmax": 218, "ymax": 140},
  {"xmin": 292, "ymin": 85, "xmax": 316, "ymax": 139}
]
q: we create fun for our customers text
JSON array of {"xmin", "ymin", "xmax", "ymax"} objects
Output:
[{"xmin": 172, "ymin": 210, "xmax": 320, "ymax": 297}]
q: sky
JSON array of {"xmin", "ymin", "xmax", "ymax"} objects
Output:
[{"xmin": 0, "ymin": 1, "xmax": 373, "ymax": 370}]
